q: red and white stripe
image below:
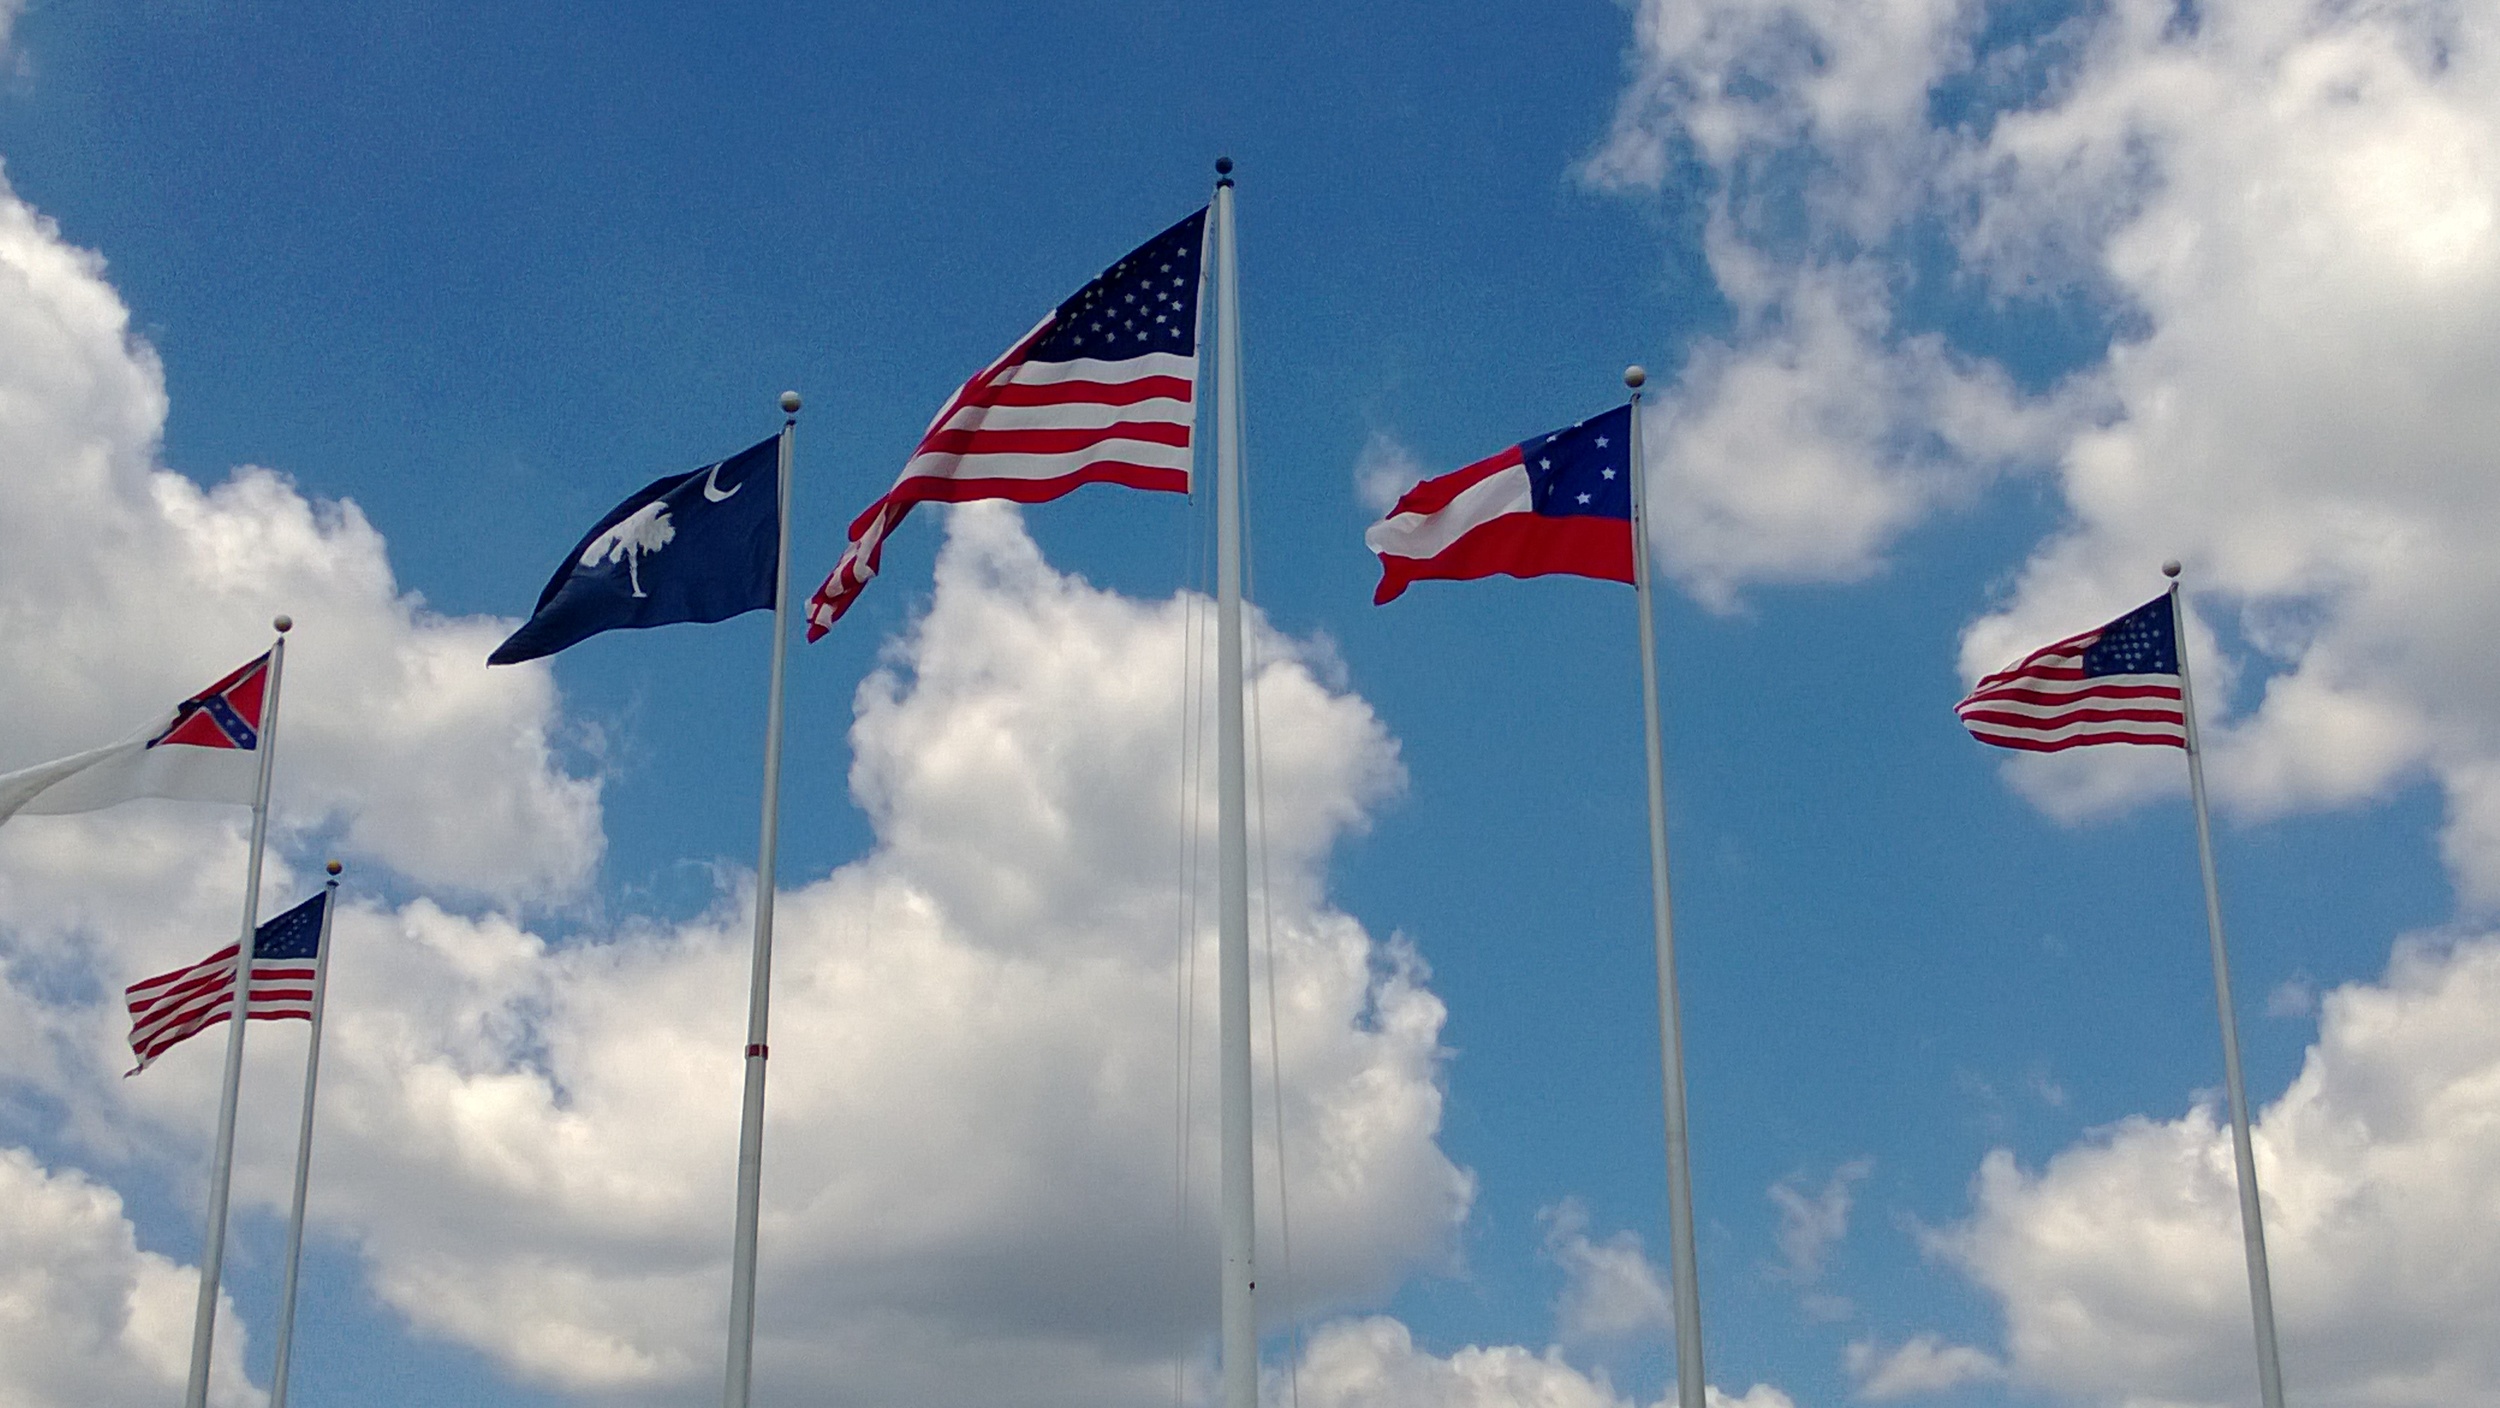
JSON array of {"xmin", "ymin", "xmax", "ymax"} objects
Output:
[
  {"xmin": 804, "ymin": 318, "xmax": 1196, "ymax": 637},
  {"xmin": 1363, "ymin": 446, "xmax": 1631, "ymax": 604},
  {"xmin": 1955, "ymin": 624, "xmax": 2187, "ymax": 752},
  {"xmin": 124, "ymin": 944, "xmax": 317, "ymax": 1075}
]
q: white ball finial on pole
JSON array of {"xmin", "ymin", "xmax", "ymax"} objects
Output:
[
  {"xmin": 1624, "ymin": 365, "xmax": 1648, "ymax": 390},
  {"xmin": 273, "ymin": 615, "xmax": 293, "ymax": 633},
  {"xmin": 2163, "ymin": 559, "xmax": 2183, "ymax": 579},
  {"xmin": 779, "ymin": 391, "xmax": 802, "ymax": 415}
]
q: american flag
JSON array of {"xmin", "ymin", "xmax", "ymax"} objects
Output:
[
  {"xmin": 1956, "ymin": 593, "xmax": 2188, "ymax": 751},
  {"xmin": 805, "ymin": 207, "xmax": 1208, "ymax": 638},
  {"xmin": 125, "ymin": 891, "xmax": 328, "ymax": 1075}
]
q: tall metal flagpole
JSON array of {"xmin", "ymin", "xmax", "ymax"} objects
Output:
[
  {"xmin": 183, "ymin": 614, "xmax": 292, "ymax": 1408},
  {"xmin": 724, "ymin": 394, "xmax": 802, "ymax": 1408},
  {"xmin": 2164, "ymin": 560, "xmax": 2289, "ymax": 1408},
  {"xmin": 1210, "ymin": 157, "xmax": 1260, "ymax": 1408},
  {"xmin": 1624, "ymin": 370, "xmax": 1708, "ymax": 1408},
  {"xmin": 269, "ymin": 859, "xmax": 344, "ymax": 1408}
]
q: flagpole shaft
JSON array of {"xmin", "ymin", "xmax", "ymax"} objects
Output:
[
  {"xmin": 724, "ymin": 404, "xmax": 799, "ymax": 1408},
  {"xmin": 1625, "ymin": 381, "xmax": 1707, "ymax": 1408},
  {"xmin": 184, "ymin": 621, "xmax": 290, "ymax": 1408},
  {"xmin": 1211, "ymin": 166, "xmax": 1259, "ymax": 1408},
  {"xmin": 2169, "ymin": 577, "xmax": 2288, "ymax": 1408},
  {"xmin": 269, "ymin": 870, "xmax": 340, "ymax": 1408}
]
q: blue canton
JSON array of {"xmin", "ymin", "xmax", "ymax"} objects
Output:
[
  {"xmin": 2080, "ymin": 596, "xmax": 2179, "ymax": 677},
  {"xmin": 1031, "ymin": 208, "xmax": 1207, "ymax": 364},
  {"xmin": 252, "ymin": 892, "xmax": 328, "ymax": 960},
  {"xmin": 1524, "ymin": 403, "xmax": 1633, "ymax": 520}
]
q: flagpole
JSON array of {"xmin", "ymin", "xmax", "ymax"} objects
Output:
[
  {"xmin": 2164, "ymin": 561, "xmax": 2288, "ymax": 1408},
  {"xmin": 183, "ymin": 614, "xmax": 291, "ymax": 1408},
  {"xmin": 724, "ymin": 393, "xmax": 801, "ymax": 1408},
  {"xmin": 268, "ymin": 859, "xmax": 343, "ymax": 1408},
  {"xmin": 1624, "ymin": 370, "xmax": 1707, "ymax": 1408},
  {"xmin": 1210, "ymin": 158, "xmax": 1260, "ymax": 1408}
]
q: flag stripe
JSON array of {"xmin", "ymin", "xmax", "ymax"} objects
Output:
[
  {"xmin": 126, "ymin": 954, "xmax": 319, "ymax": 1073},
  {"xmin": 915, "ymin": 419, "xmax": 1194, "ymax": 458}
]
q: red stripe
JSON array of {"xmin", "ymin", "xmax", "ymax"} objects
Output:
[
  {"xmin": 958, "ymin": 375, "xmax": 1194, "ymax": 411},
  {"xmin": 1373, "ymin": 513, "xmax": 1632, "ymax": 605},
  {"xmin": 1962, "ymin": 683, "xmax": 2181, "ymax": 707},
  {"xmin": 1384, "ymin": 447, "xmax": 1524, "ymax": 519},
  {"xmin": 1971, "ymin": 729, "xmax": 2186, "ymax": 753},
  {"xmin": 890, "ymin": 463, "xmax": 1190, "ymax": 506},
  {"xmin": 1956, "ymin": 705, "xmax": 2187, "ymax": 730},
  {"xmin": 915, "ymin": 419, "xmax": 1194, "ymax": 457}
]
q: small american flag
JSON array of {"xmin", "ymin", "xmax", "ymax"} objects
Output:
[
  {"xmin": 125, "ymin": 891, "xmax": 328, "ymax": 1075},
  {"xmin": 1956, "ymin": 593, "xmax": 2188, "ymax": 752},
  {"xmin": 805, "ymin": 208, "xmax": 1208, "ymax": 638}
]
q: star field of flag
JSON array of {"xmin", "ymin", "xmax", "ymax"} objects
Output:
[
  {"xmin": 1029, "ymin": 210, "xmax": 1204, "ymax": 362},
  {"xmin": 249, "ymin": 891, "xmax": 329, "ymax": 961},
  {"xmin": 2078, "ymin": 595, "xmax": 2179, "ymax": 677},
  {"xmin": 1524, "ymin": 404, "xmax": 1632, "ymax": 520}
]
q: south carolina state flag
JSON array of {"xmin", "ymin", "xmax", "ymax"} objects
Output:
[
  {"xmin": 1365, "ymin": 405, "xmax": 1636, "ymax": 604},
  {"xmin": 0, "ymin": 653, "xmax": 270, "ymax": 826}
]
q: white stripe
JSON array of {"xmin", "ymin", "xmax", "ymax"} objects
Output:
[
  {"xmin": 1960, "ymin": 694, "xmax": 2185, "ymax": 723},
  {"xmin": 899, "ymin": 440, "xmax": 1195, "ymax": 484},
  {"xmin": 1362, "ymin": 465, "xmax": 1534, "ymax": 560},
  {"xmin": 1962, "ymin": 671, "xmax": 2183, "ymax": 704},
  {"xmin": 938, "ymin": 396, "xmax": 1197, "ymax": 434},
  {"xmin": 992, "ymin": 351, "xmax": 1196, "ymax": 388},
  {"xmin": 1965, "ymin": 716, "xmax": 2188, "ymax": 744}
]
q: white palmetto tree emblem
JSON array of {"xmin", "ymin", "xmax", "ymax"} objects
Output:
[{"xmin": 581, "ymin": 501, "xmax": 676, "ymax": 598}]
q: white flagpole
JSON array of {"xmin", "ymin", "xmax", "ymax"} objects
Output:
[
  {"xmin": 268, "ymin": 859, "xmax": 343, "ymax": 1408},
  {"xmin": 1624, "ymin": 370, "xmax": 1707, "ymax": 1408},
  {"xmin": 2163, "ymin": 561, "xmax": 2288, "ymax": 1408},
  {"xmin": 1211, "ymin": 158, "xmax": 1260, "ymax": 1408},
  {"xmin": 183, "ymin": 614, "xmax": 292, "ymax": 1408},
  {"xmin": 724, "ymin": 394, "xmax": 802, "ymax": 1408}
]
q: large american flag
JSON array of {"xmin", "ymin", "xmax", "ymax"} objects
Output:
[
  {"xmin": 1955, "ymin": 593, "xmax": 2188, "ymax": 751},
  {"xmin": 805, "ymin": 207, "xmax": 1208, "ymax": 638},
  {"xmin": 124, "ymin": 891, "xmax": 328, "ymax": 1075}
]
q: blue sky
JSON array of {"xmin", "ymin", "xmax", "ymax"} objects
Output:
[{"xmin": 2, "ymin": 2, "xmax": 2497, "ymax": 1407}]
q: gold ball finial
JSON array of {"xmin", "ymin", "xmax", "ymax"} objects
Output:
[
  {"xmin": 2162, "ymin": 560, "xmax": 2182, "ymax": 579},
  {"xmin": 273, "ymin": 615, "xmax": 294, "ymax": 633},
  {"xmin": 326, "ymin": 859, "xmax": 344, "ymax": 876}
]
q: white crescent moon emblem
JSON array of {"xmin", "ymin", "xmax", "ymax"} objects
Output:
[{"xmin": 703, "ymin": 464, "xmax": 743, "ymax": 503}]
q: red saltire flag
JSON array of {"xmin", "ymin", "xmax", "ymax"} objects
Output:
[
  {"xmin": 804, "ymin": 209, "xmax": 1208, "ymax": 638},
  {"xmin": 0, "ymin": 653, "xmax": 271, "ymax": 826}
]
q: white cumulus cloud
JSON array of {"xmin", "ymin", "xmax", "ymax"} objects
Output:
[
  {"xmin": 0, "ymin": 1146, "xmax": 261, "ymax": 1408},
  {"xmin": 1939, "ymin": 932, "xmax": 2500, "ymax": 1406}
]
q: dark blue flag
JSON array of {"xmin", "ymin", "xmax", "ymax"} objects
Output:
[{"xmin": 490, "ymin": 436, "xmax": 782, "ymax": 665}]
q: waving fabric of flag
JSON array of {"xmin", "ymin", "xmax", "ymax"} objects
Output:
[
  {"xmin": 124, "ymin": 890, "xmax": 329, "ymax": 1075},
  {"xmin": 0, "ymin": 652, "xmax": 271, "ymax": 826},
  {"xmin": 804, "ymin": 208, "xmax": 1208, "ymax": 638},
  {"xmin": 489, "ymin": 435, "xmax": 781, "ymax": 665},
  {"xmin": 1955, "ymin": 594, "xmax": 2188, "ymax": 751},
  {"xmin": 1365, "ymin": 404, "xmax": 1636, "ymax": 604}
]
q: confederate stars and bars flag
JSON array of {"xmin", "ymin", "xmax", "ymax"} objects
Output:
[
  {"xmin": 0, "ymin": 652, "xmax": 273, "ymax": 826},
  {"xmin": 1364, "ymin": 404, "xmax": 1637, "ymax": 604},
  {"xmin": 805, "ymin": 208, "xmax": 1209, "ymax": 636}
]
